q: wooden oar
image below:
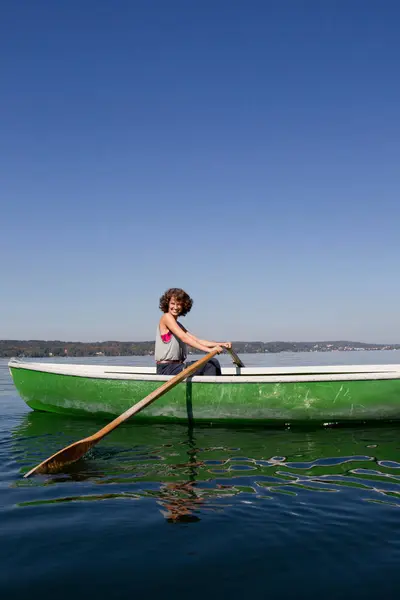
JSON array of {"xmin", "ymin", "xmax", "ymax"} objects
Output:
[
  {"xmin": 227, "ymin": 347, "xmax": 245, "ymax": 368},
  {"xmin": 24, "ymin": 349, "xmax": 219, "ymax": 478}
]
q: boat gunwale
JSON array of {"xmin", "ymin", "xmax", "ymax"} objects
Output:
[{"xmin": 8, "ymin": 360, "xmax": 400, "ymax": 384}]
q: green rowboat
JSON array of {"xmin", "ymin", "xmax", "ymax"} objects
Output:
[{"xmin": 8, "ymin": 359, "xmax": 400, "ymax": 425}]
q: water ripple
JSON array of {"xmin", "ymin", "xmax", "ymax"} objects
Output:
[{"xmin": 2, "ymin": 411, "xmax": 399, "ymax": 520}]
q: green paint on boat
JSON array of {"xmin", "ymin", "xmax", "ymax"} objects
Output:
[{"xmin": 9, "ymin": 361, "xmax": 400, "ymax": 425}]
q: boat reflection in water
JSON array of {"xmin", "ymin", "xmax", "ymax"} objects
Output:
[{"xmin": 11, "ymin": 411, "xmax": 400, "ymax": 520}]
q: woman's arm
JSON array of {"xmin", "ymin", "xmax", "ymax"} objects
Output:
[
  {"xmin": 185, "ymin": 330, "xmax": 232, "ymax": 349},
  {"xmin": 162, "ymin": 314, "xmax": 223, "ymax": 354}
]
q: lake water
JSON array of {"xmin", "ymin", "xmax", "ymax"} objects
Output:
[{"xmin": 2, "ymin": 351, "xmax": 400, "ymax": 598}]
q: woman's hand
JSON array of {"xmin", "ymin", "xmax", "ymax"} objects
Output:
[
  {"xmin": 212, "ymin": 345, "xmax": 224, "ymax": 354},
  {"xmin": 218, "ymin": 342, "xmax": 232, "ymax": 349}
]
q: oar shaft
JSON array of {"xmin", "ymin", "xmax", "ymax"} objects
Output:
[
  {"xmin": 24, "ymin": 349, "xmax": 220, "ymax": 477},
  {"xmin": 93, "ymin": 349, "xmax": 219, "ymax": 439}
]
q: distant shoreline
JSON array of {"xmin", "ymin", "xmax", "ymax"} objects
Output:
[{"xmin": 1, "ymin": 340, "xmax": 399, "ymax": 359}]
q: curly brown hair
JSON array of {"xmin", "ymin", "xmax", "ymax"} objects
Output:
[{"xmin": 159, "ymin": 288, "xmax": 193, "ymax": 316}]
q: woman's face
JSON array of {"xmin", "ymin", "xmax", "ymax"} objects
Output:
[{"xmin": 168, "ymin": 296, "xmax": 182, "ymax": 317}]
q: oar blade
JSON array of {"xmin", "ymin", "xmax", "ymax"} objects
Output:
[{"xmin": 24, "ymin": 437, "xmax": 95, "ymax": 477}]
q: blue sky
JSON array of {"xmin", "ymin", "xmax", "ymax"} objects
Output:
[{"xmin": 1, "ymin": 1, "xmax": 400, "ymax": 343}]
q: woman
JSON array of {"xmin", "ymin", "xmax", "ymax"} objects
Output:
[{"xmin": 155, "ymin": 288, "xmax": 231, "ymax": 376}]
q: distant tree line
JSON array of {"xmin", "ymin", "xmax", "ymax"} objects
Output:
[
  {"xmin": 0, "ymin": 340, "xmax": 154, "ymax": 358},
  {"xmin": 1, "ymin": 339, "xmax": 399, "ymax": 358}
]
